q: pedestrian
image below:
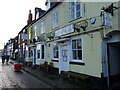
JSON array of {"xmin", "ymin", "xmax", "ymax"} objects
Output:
[
  {"xmin": 6, "ymin": 55, "xmax": 10, "ymax": 65},
  {"xmin": 2, "ymin": 54, "xmax": 5, "ymax": 65}
]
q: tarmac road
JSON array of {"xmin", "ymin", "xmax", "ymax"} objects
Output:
[{"xmin": 0, "ymin": 58, "xmax": 54, "ymax": 89}]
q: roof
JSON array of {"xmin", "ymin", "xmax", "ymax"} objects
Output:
[
  {"xmin": 28, "ymin": 2, "xmax": 62, "ymax": 28},
  {"xmin": 18, "ymin": 24, "xmax": 28, "ymax": 34}
]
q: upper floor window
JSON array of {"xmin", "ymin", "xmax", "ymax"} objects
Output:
[
  {"xmin": 72, "ymin": 38, "xmax": 82, "ymax": 60},
  {"xmin": 40, "ymin": 20, "xmax": 45, "ymax": 34},
  {"xmin": 52, "ymin": 10, "xmax": 58, "ymax": 29},
  {"xmin": 70, "ymin": 0, "xmax": 82, "ymax": 21}
]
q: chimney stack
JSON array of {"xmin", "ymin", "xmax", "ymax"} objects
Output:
[{"xmin": 27, "ymin": 10, "xmax": 32, "ymax": 24}]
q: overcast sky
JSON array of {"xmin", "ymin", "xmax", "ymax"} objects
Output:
[{"xmin": 0, "ymin": 0, "xmax": 46, "ymax": 49}]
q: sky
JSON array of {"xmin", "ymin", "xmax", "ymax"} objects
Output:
[{"xmin": 0, "ymin": 0, "xmax": 46, "ymax": 49}]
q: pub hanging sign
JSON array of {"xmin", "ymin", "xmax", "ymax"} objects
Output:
[{"xmin": 102, "ymin": 12, "xmax": 112, "ymax": 27}]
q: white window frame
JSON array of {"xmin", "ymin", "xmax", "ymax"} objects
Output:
[
  {"xmin": 69, "ymin": 0, "xmax": 82, "ymax": 21},
  {"xmin": 37, "ymin": 44, "xmax": 46, "ymax": 60},
  {"xmin": 40, "ymin": 20, "xmax": 45, "ymax": 34},
  {"xmin": 52, "ymin": 9, "xmax": 58, "ymax": 29},
  {"xmin": 71, "ymin": 36, "xmax": 83, "ymax": 63},
  {"xmin": 52, "ymin": 44, "xmax": 59, "ymax": 60}
]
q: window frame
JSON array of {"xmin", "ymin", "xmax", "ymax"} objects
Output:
[
  {"xmin": 52, "ymin": 9, "xmax": 58, "ymax": 29},
  {"xmin": 52, "ymin": 44, "xmax": 59, "ymax": 60},
  {"xmin": 36, "ymin": 44, "xmax": 46, "ymax": 60},
  {"xmin": 71, "ymin": 37, "xmax": 83, "ymax": 63},
  {"xmin": 69, "ymin": 0, "xmax": 82, "ymax": 21},
  {"xmin": 40, "ymin": 20, "xmax": 45, "ymax": 34}
]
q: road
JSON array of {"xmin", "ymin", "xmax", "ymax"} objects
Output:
[{"xmin": 0, "ymin": 58, "xmax": 54, "ymax": 89}]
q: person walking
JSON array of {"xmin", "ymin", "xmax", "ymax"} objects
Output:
[
  {"xmin": 6, "ymin": 55, "xmax": 10, "ymax": 65},
  {"xmin": 2, "ymin": 54, "xmax": 5, "ymax": 65}
]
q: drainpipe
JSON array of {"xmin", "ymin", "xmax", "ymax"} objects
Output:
[{"xmin": 106, "ymin": 44, "xmax": 110, "ymax": 87}]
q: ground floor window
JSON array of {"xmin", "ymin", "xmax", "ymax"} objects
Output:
[
  {"xmin": 53, "ymin": 45, "xmax": 59, "ymax": 59},
  {"xmin": 37, "ymin": 50, "xmax": 40, "ymax": 59},
  {"xmin": 37, "ymin": 44, "xmax": 45, "ymax": 60},
  {"xmin": 72, "ymin": 38, "xmax": 82, "ymax": 60},
  {"xmin": 41, "ymin": 45, "xmax": 45, "ymax": 59}
]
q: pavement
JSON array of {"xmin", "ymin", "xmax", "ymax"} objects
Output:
[{"xmin": 9, "ymin": 59, "xmax": 82, "ymax": 88}]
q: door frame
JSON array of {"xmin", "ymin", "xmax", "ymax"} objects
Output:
[
  {"xmin": 58, "ymin": 41, "xmax": 70, "ymax": 74},
  {"xmin": 32, "ymin": 47, "xmax": 36, "ymax": 65},
  {"xmin": 102, "ymin": 30, "xmax": 120, "ymax": 87}
]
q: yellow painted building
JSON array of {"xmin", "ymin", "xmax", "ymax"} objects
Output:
[{"xmin": 25, "ymin": 1, "xmax": 120, "ymax": 87}]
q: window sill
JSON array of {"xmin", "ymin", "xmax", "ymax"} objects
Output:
[
  {"xmin": 69, "ymin": 61, "xmax": 85, "ymax": 66},
  {"xmin": 51, "ymin": 59, "xmax": 59, "ymax": 62},
  {"xmin": 69, "ymin": 17, "xmax": 82, "ymax": 23},
  {"xmin": 52, "ymin": 26, "xmax": 59, "ymax": 31},
  {"xmin": 37, "ymin": 59, "xmax": 45, "ymax": 61}
]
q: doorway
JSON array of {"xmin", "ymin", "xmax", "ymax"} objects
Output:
[
  {"xmin": 102, "ymin": 30, "xmax": 120, "ymax": 87},
  {"xmin": 32, "ymin": 48, "xmax": 36, "ymax": 65},
  {"xmin": 107, "ymin": 42, "xmax": 120, "ymax": 82},
  {"xmin": 59, "ymin": 44, "xmax": 70, "ymax": 74}
]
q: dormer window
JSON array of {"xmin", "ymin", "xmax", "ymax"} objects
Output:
[
  {"xmin": 45, "ymin": 0, "xmax": 58, "ymax": 10},
  {"xmin": 36, "ymin": 12, "xmax": 39, "ymax": 20},
  {"xmin": 46, "ymin": 1, "xmax": 51, "ymax": 10}
]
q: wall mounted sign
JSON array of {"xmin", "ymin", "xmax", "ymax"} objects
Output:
[
  {"xmin": 90, "ymin": 18, "xmax": 96, "ymax": 24},
  {"xmin": 55, "ymin": 24, "xmax": 74, "ymax": 37},
  {"xmin": 103, "ymin": 12, "xmax": 112, "ymax": 27},
  {"xmin": 22, "ymin": 34, "xmax": 28, "ymax": 40}
]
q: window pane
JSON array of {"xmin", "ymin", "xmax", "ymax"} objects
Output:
[
  {"xmin": 42, "ymin": 51, "xmax": 44, "ymax": 59},
  {"xmin": 53, "ymin": 45, "xmax": 59, "ymax": 59},
  {"xmin": 41, "ymin": 45, "xmax": 44, "ymax": 51},
  {"xmin": 77, "ymin": 39, "xmax": 82, "ymax": 49},
  {"xmin": 37, "ymin": 50, "xmax": 40, "ymax": 59},
  {"xmin": 76, "ymin": 11, "xmax": 80, "ymax": 18},
  {"xmin": 73, "ymin": 50, "xmax": 77, "ymax": 59},
  {"xmin": 41, "ymin": 45, "xmax": 44, "ymax": 59},
  {"xmin": 71, "ymin": 2, "xmax": 75, "ymax": 6},
  {"xmin": 78, "ymin": 50, "xmax": 82, "ymax": 60},
  {"xmin": 76, "ymin": 3, "xmax": 80, "ymax": 10},
  {"xmin": 72, "ymin": 40, "xmax": 76, "ymax": 49},
  {"xmin": 52, "ymin": 11, "xmax": 58, "ymax": 28},
  {"xmin": 76, "ymin": 2, "xmax": 81, "ymax": 18},
  {"xmin": 54, "ymin": 51, "xmax": 59, "ymax": 58},
  {"xmin": 71, "ymin": 14, "xmax": 75, "ymax": 20},
  {"xmin": 56, "ymin": 51, "xmax": 59, "ymax": 58}
]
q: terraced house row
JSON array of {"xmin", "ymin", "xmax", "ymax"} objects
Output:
[{"xmin": 3, "ymin": 0, "xmax": 120, "ymax": 87}]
